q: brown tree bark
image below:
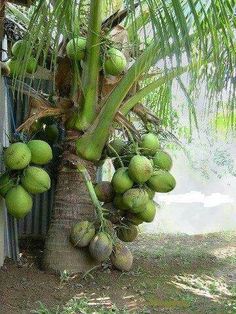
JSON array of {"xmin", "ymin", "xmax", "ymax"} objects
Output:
[{"xmin": 43, "ymin": 143, "xmax": 98, "ymax": 273}]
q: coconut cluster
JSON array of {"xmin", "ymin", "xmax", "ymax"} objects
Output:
[
  {"xmin": 70, "ymin": 220, "xmax": 133, "ymax": 272},
  {"xmin": 0, "ymin": 140, "xmax": 53, "ymax": 219},
  {"xmin": 66, "ymin": 37, "xmax": 127, "ymax": 76},
  {"xmin": 6, "ymin": 40, "xmax": 38, "ymax": 76},
  {"xmin": 79, "ymin": 132, "xmax": 176, "ymax": 271}
]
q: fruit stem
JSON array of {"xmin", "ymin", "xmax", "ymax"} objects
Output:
[
  {"xmin": 125, "ymin": 127, "xmax": 139, "ymax": 155},
  {"xmin": 76, "ymin": 40, "xmax": 161, "ymax": 160},
  {"xmin": 107, "ymin": 144, "xmax": 124, "ymax": 168},
  {"xmin": 77, "ymin": 163, "xmax": 106, "ymax": 230},
  {"xmin": 76, "ymin": 0, "xmax": 103, "ymax": 130}
]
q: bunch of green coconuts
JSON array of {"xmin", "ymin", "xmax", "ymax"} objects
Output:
[
  {"xmin": 70, "ymin": 133, "xmax": 176, "ymax": 271},
  {"xmin": 66, "ymin": 36, "xmax": 127, "ymax": 76},
  {"xmin": 6, "ymin": 40, "xmax": 38, "ymax": 76},
  {"xmin": 0, "ymin": 140, "xmax": 53, "ymax": 219},
  {"xmin": 6, "ymin": 36, "xmax": 127, "ymax": 78}
]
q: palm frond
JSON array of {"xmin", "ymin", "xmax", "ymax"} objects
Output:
[{"xmin": 5, "ymin": 0, "xmax": 236, "ymax": 135}]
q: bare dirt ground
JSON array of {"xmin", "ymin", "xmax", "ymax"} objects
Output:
[{"xmin": 0, "ymin": 232, "xmax": 236, "ymax": 314}]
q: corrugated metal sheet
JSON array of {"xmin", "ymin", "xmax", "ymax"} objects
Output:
[
  {"xmin": 1, "ymin": 73, "xmax": 110, "ymax": 263},
  {"xmin": 1, "ymin": 76, "xmax": 19, "ymax": 264},
  {"xmin": 3, "ymin": 77, "xmax": 54, "ymax": 245}
]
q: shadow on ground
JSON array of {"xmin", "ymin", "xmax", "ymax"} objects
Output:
[{"xmin": 0, "ymin": 232, "xmax": 236, "ymax": 313}]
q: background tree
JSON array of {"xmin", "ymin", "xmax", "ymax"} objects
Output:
[{"xmin": 2, "ymin": 0, "xmax": 236, "ymax": 273}]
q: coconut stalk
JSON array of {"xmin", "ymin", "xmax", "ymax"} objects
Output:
[
  {"xmin": 75, "ymin": 0, "xmax": 103, "ymax": 131},
  {"xmin": 77, "ymin": 164, "xmax": 107, "ymax": 231},
  {"xmin": 76, "ymin": 40, "xmax": 161, "ymax": 160}
]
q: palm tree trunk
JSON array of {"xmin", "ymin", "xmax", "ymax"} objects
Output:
[{"xmin": 43, "ymin": 142, "xmax": 98, "ymax": 273}]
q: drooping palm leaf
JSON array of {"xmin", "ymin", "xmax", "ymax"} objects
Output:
[{"xmin": 4, "ymin": 0, "xmax": 236, "ymax": 147}]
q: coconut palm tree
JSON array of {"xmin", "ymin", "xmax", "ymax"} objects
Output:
[{"xmin": 2, "ymin": 0, "xmax": 236, "ymax": 273}]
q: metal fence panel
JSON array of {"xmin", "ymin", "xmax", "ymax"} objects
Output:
[{"xmin": 4, "ymin": 77, "xmax": 54, "ymax": 244}]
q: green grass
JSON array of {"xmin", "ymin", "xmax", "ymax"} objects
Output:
[{"xmin": 32, "ymin": 297, "xmax": 130, "ymax": 314}]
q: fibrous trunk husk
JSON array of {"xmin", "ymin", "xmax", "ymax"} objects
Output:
[{"xmin": 43, "ymin": 142, "xmax": 98, "ymax": 273}]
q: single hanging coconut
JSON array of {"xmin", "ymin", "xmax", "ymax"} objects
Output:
[
  {"xmin": 95, "ymin": 181, "xmax": 115, "ymax": 203},
  {"xmin": 147, "ymin": 170, "xmax": 176, "ymax": 193},
  {"xmin": 70, "ymin": 221, "xmax": 96, "ymax": 247},
  {"xmin": 111, "ymin": 242, "xmax": 133, "ymax": 271},
  {"xmin": 128, "ymin": 155, "xmax": 153, "ymax": 184},
  {"xmin": 26, "ymin": 57, "xmax": 38, "ymax": 74},
  {"xmin": 140, "ymin": 133, "xmax": 160, "ymax": 156},
  {"xmin": 6, "ymin": 59, "xmax": 23, "ymax": 76},
  {"xmin": 21, "ymin": 166, "xmax": 51, "ymax": 194},
  {"xmin": 104, "ymin": 48, "xmax": 127, "ymax": 76},
  {"xmin": 4, "ymin": 142, "xmax": 31, "ymax": 170},
  {"xmin": 27, "ymin": 140, "xmax": 53, "ymax": 165},
  {"xmin": 136, "ymin": 200, "xmax": 157, "ymax": 223},
  {"xmin": 11, "ymin": 40, "xmax": 27, "ymax": 57},
  {"xmin": 66, "ymin": 37, "xmax": 86, "ymax": 60},
  {"xmin": 89, "ymin": 232, "xmax": 113, "ymax": 262},
  {"xmin": 123, "ymin": 188, "xmax": 149, "ymax": 213},
  {"xmin": 5, "ymin": 185, "xmax": 33, "ymax": 219},
  {"xmin": 117, "ymin": 223, "xmax": 138, "ymax": 242},
  {"xmin": 112, "ymin": 167, "xmax": 133, "ymax": 194},
  {"xmin": 152, "ymin": 150, "xmax": 173, "ymax": 171}
]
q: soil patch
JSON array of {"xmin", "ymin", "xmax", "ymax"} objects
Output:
[{"xmin": 0, "ymin": 232, "xmax": 236, "ymax": 313}]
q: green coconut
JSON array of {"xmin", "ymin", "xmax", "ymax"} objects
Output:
[
  {"xmin": 140, "ymin": 133, "xmax": 160, "ymax": 156},
  {"xmin": 4, "ymin": 142, "xmax": 31, "ymax": 170},
  {"xmin": 137, "ymin": 200, "xmax": 157, "ymax": 223},
  {"xmin": 41, "ymin": 116, "xmax": 56, "ymax": 125},
  {"xmin": 27, "ymin": 140, "xmax": 53, "ymax": 165},
  {"xmin": 44, "ymin": 124, "xmax": 59, "ymax": 144},
  {"xmin": 0, "ymin": 173, "xmax": 15, "ymax": 197},
  {"xmin": 21, "ymin": 166, "xmax": 51, "ymax": 194},
  {"xmin": 128, "ymin": 155, "xmax": 153, "ymax": 184},
  {"xmin": 113, "ymin": 194, "xmax": 129, "ymax": 211},
  {"xmin": 5, "ymin": 185, "xmax": 33, "ymax": 219},
  {"xmin": 144, "ymin": 186, "xmax": 155, "ymax": 199},
  {"xmin": 147, "ymin": 170, "xmax": 176, "ymax": 193},
  {"xmin": 66, "ymin": 37, "xmax": 86, "ymax": 60},
  {"xmin": 153, "ymin": 150, "xmax": 173, "ymax": 171},
  {"xmin": 123, "ymin": 188, "xmax": 149, "ymax": 213},
  {"xmin": 6, "ymin": 59, "xmax": 23, "ymax": 76},
  {"xmin": 95, "ymin": 181, "xmax": 115, "ymax": 203},
  {"xmin": 26, "ymin": 57, "xmax": 38, "ymax": 74},
  {"xmin": 70, "ymin": 221, "xmax": 95, "ymax": 247},
  {"xmin": 112, "ymin": 167, "xmax": 133, "ymax": 194},
  {"xmin": 11, "ymin": 40, "xmax": 27, "ymax": 57},
  {"xmin": 89, "ymin": 232, "xmax": 113, "ymax": 262},
  {"xmin": 104, "ymin": 48, "xmax": 127, "ymax": 76},
  {"xmin": 125, "ymin": 213, "xmax": 143, "ymax": 225},
  {"xmin": 107, "ymin": 138, "xmax": 126, "ymax": 157},
  {"xmin": 111, "ymin": 242, "xmax": 133, "ymax": 271},
  {"xmin": 117, "ymin": 223, "xmax": 138, "ymax": 242}
]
